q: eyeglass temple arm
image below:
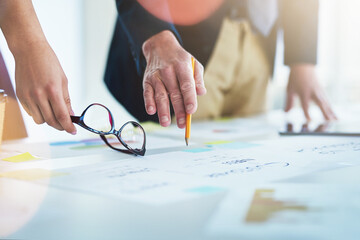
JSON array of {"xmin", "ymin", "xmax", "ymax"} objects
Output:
[{"xmin": 70, "ymin": 116, "xmax": 81, "ymax": 124}]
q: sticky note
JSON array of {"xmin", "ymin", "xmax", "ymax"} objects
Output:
[
  {"xmin": 0, "ymin": 169, "xmax": 68, "ymax": 181},
  {"xmin": 2, "ymin": 152, "xmax": 39, "ymax": 163},
  {"xmin": 206, "ymin": 140, "xmax": 234, "ymax": 145},
  {"xmin": 140, "ymin": 121, "xmax": 164, "ymax": 133},
  {"xmin": 50, "ymin": 141, "xmax": 81, "ymax": 146},
  {"xmin": 183, "ymin": 148, "xmax": 212, "ymax": 153},
  {"xmin": 214, "ymin": 117, "xmax": 233, "ymax": 122}
]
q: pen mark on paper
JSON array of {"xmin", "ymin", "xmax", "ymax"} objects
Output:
[{"xmin": 207, "ymin": 162, "xmax": 289, "ymax": 178}]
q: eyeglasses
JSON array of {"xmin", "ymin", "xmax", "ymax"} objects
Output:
[{"xmin": 70, "ymin": 103, "xmax": 146, "ymax": 156}]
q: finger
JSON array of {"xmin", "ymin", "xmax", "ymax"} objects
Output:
[
  {"xmin": 16, "ymin": 91, "xmax": 32, "ymax": 116},
  {"xmin": 314, "ymin": 123, "xmax": 328, "ymax": 132},
  {"xmin": 313, "ymin": 94, "xmax": 336, "ymax": 121},
  {"xmin": 301, "ymin": 123, "xmax": 309, "ymax": 133},
  {"xmin": 37, "ymin": 100, "xmax": 64, "ymax": 131},
  {"xmin": 160, "ymin": 66, "xmax": 186, "ymax": 128},
  {"xmin": 284, "ymin": 90, "xmax": 294, "ymax": 112},
  {"xmin": 143, "ymin": 81, "xmax": 157, "ymax": 115},
  {"xmin": 153, "ymin": 74, "xmax": 171, "ymax": 127},
  {"xmin": 299, "ymin": 96, "xmax": 311, "ymax": 121},
  {"xmin": 321, "ymin": 98, "xmax": 338, "ymax": 120},
  {"xmin": 27, "ymin": 101, "xmax": 45, "ymax": 125},
  {"xmin": 193, "ymin": 59, "xmax": 206, "ymax": 96},
  {"xmin": 176, "ymin": 63, "xmax": 197, "ymax": 114},
  {"xmin": 19, "ymin": 101, "xmax": 32, "ymax": 117},
  {"xmin": 49, "ymin": 90, "xmax": 77, "ymax": 134},
  {"xmin": 62, "ymin": 79, "xmax": 75, "ymax": 115}
]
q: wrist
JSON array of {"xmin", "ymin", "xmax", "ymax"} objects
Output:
[
  {"xmin": 142, "ymin": 30, "xmax": 179, "ymax": 59},
  {"xmin": 290, "ymin": 63, "xmax": 315, "ymax": 71},
  {"xmin": 9, "ymin": 35, "xmax": 48, "ymax": 60}
]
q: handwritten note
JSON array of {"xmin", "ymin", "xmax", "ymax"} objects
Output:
[
  {"xmin": 38, "ymin": 136, "xmax": 360, "ymax": 204},
  {"xmin": 45, "ymin": 161, "xmax": 222, "ymax": 204}
]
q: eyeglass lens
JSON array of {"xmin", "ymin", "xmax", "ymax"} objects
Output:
[
  {"xmin": 81, "ymin": 104, "xmax": 145, "ymax": 153},
  {"xmin": 120, "ymin": 122, "xmax": 145, "ymax": 150},
  {"xmin": 83, "ymin": 104, "xmax": 113, "ymax": 132},
  {"xmin": 102, "ymin": 122, "xmax": 145, "ymax": 151}
]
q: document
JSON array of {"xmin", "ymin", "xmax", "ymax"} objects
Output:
[
  {"xmin": 44, "ymin": 159, "xmax": 225, "ymax": 204},
  {"xmin": 206, "ymin": 183, "xmax": 360, "ymax": 240},
  {"xmin": 150, "ymin": 117, "xmax": 278, "ymax": 143},
  {"xmin": 37, "ymin": 136, "xmax": 360, "ymax": 204}
]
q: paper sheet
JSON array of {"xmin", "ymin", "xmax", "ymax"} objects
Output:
[
  {"xmin": 206, "ymin": 183, "xmax": 360, "ymax": 239},
  {"xmin": 150, "ymin": 118, "xmax": 278, "ymax": 143},
  {"xmin": 44, "ymin": 160, "xmax": 225, "ymax": 204},
  {"xmin": 0, "ymin": 169, "xmax": 67, "ymax": 181},
  {"xmin": 32, "ymin": 136, "xmax": 360, "ymax": 205}
]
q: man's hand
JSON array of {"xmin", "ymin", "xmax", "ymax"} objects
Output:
[
  {"xmin": 0, "ymin": 0, "xmax": 76, "ymax": 134},
  {"xmin": 285, "ymin": 64, "xmax": 337, "ymax": 121},
  {"xmin": 142, "ymin": 30, "xmax": 206, "ymax": 128}
]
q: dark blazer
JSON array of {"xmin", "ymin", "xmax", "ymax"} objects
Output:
[{"xmin": 104, "ymin": 0, "xmax": 319, "ymax": 122}]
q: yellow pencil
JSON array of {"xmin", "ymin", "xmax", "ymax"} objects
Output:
[{"xmin": 185, "ymin": 57, "xmax": 195, "ymax": 146}]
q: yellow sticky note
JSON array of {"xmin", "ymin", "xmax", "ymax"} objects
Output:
[
  {"xmin": 206, "ymin": 140, "xmax": 233, "ymax": 145},
  {"xmin": 140, "ymin": 121, "xmax": 164, "ymax": 133},
  {"xmin": 0, "ymin": 169, "xmax": 68, "ymax": 181},
  {"xmin": 2, "ymin": 152, "xmax": 39, "ymax": 163},
  {"xmin": 214, "ymin": 117, "xmax": 233, "ymax": 122}
]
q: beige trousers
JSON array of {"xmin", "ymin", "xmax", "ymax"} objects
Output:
[{"xmin": 193, "ymin": 18, "xmax": 271, "ymax": 120}]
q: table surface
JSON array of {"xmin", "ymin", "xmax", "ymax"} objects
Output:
[{"xmin": 1, "ymin": 108, "xmax": 360, "ymax": 240}]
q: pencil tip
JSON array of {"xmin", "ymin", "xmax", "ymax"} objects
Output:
[{"xmin": 185, "ymin": 138, "xmax": 188, "ymax": 146}]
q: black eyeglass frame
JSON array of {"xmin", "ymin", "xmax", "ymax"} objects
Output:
[{"xmin": 70, "ymin": 103, "xmax": 146, "ymax": 156}]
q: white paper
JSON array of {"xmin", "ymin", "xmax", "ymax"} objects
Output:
[
  {"xmin": 206, "ymin": 183, "xmax": 360, "ymax": 240},
  {"xmin": 44, "ymin": 160, "xmax": 225, "ymax": 204},
  {"xmin": 151, "ymin": 117, "xmax": 278, "ymax": 143},
  {"xmin": 37, "ymin": 136, "xmax": 360, "ymax": 205}
]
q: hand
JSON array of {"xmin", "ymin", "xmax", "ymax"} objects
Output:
[
  {"xmin": 285, "ymin": 64, "xmax": 337, "ymax": 121},
  {"xmin": 14, "ymin": 41, "xmax": 77, "ymax": 134},
  {"xmin": 142, "ymin": 30, "xmax": 206, "ymax": 128},
  {"xmin": 0, "ymin": 0, "xmax": 76, "ymax": 134}
]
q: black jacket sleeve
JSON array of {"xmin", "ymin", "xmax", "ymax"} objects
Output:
[
  {"xmin": 115, "ymin": 0, "xmax": 182, "ymax": 75},
  {"xmin": 280, "ymin": 0, "xmax": 319, "ymax": 66}
]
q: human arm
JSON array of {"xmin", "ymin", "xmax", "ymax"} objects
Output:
[
  {"xmin": 281, "ymin": 0, "xmax": 336, "ymax": 121},
  {"xmin": 142, "ymin": 30, "xmax": 206, "ymax": 128},
  {"xmin": 115, "ymin": 0, "xmax": 206, "ymax": 128},
  {"xmin": 0, "ymin": 0, "xmax": 76, "ymax": 134},
  {"xmin": 285, "ymin": 64, "xmax": 336, "ymax": 121}
]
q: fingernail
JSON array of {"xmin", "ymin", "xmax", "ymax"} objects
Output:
[
  {"xmin": 147, "ymin": 106, "xmax": 154, "ymax": 113},
  {"xmin": 179, "ymin": 118, "xmax": 185, "ymax": 125},
  {"xmin": 71, "ymin": 130, "xmax": 77, "ymax": 135},
  {"xmin": 186, "ymin": 104, "xmax": 193, "ymax": 112},
  {"xmin": 70, "ymin": 109, "xmax": 75, "ymax": 115},
  {"xmin": 161, "ymin": 116, "xmax": 169, "ymax": 123}
]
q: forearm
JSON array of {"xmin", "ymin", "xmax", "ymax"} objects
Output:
[
  {"xmin": 116, "ymin": 0, "xmax": 182, "ymax": 75},
  {"xmin": 0, "ymin": 0, "xmax": 47, "ymax": 57},
  {"xmin": 281, "ymin": 0, "xmax": 319, "ymax": 66},
  {"xmin": 290, "ymin": 63, "xmax": 315, "ymax": 71}
]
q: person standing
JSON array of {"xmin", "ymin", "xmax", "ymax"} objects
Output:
[{"xmin": 105, "ymin": 0, "xmax": 336, "ymax": 129}]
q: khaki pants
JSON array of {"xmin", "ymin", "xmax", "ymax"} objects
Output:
[{"xmin": 193, "ymin": 18, "xmax": 271, "ymax": 120}]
